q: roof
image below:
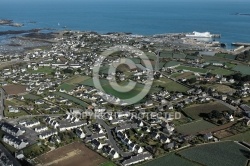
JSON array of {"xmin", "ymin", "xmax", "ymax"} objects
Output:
[
  {"xmin": 1, "ymin": 123, "xmax": 20, "ymax": 133},
  {"xmin": 122, "ymin": 152, "xmax": 152, "ymax": 165}
]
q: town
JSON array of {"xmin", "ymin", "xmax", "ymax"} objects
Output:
[{"xmin": 0, "ymin": 30, "xmax": 250, "ymax": 166}]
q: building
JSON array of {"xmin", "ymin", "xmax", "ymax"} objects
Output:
[
  {"xmin": 1, "ymin": 123, "xmax": 25, "ymax": 137},
  {"xmin": 3, "ymin": 134, "xmax": 28, "ymax": 150},
  {"xmin": 121, "ymin": 152, "xmax": 152, "ymax": 166}
]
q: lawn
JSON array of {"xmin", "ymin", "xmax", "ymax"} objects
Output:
[
  {"xmin": 55, "ymin": 92, "xmax": 88, "ymax": 108},
  {"xmin": 143, "ymin": 153, "xmax": 200, "ymax": 166},
  {"xmin": 210, "ymin": 68, "xmax": 235, "ymax": 76},
  {"xmin": 23, "ymin": 143, "xmax": 50, "ymax": 159},
  {"xmin": 176, "ymin": 65, "xmax": 208, "ymax": 74},
  {"xmin": 224, "ymin": 131, "xmax": 250, "ymax": 143},
  {"xmin": 183, "ymin": 101, "xmax": 233, "ymax": 120},
  {"xmin": 28, "ymin": 66, "xmax": 54, "ymax": 74},
  {"xmin": 178, "ymin": 141, "xmax": 250, "ymax": 166},
  {"xmin": 154, "ymin": 77, "xmax": 189, "ymax": 92},
  {"xmin": 233, "ymin": 65, "xmax": 250, "ymax": 75},
  {"xmin": 176, "ymin": 119, "xmax": 217, "ymax": 135},
  {"xmin": 4, "ymin": 109, "xmax": 28, "ymax": 118}
]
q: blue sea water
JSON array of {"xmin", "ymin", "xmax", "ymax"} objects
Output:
[{"xmin": 0, "ymin": 0, "xmax": 250, "ymax": 46}]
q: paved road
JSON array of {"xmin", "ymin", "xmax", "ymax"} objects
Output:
[
  {"xmin": 96, "ymin": 119, "xmax": 132, "ymax": 157},
  {"xmin": 0, "ymin": 143, "xmax": 21, "ymax": 166},
  {"xmin": 0, "ymin": 88, "xmax": 5, "ymax": 120}
]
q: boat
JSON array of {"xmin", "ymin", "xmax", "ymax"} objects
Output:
[{"xmin": 186, "ymin": 31, "xmax": 213, "ymax": 38}]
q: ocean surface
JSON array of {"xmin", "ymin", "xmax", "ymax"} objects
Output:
[{"xmin": 0, "ymin": 0, "xmax": 250, "ymax": 47}]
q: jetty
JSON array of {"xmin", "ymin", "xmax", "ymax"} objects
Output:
[{"xmin": 232, "ymin": 42, "xmax": 250, "ymax": 47}]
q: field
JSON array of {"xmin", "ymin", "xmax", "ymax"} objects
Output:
[
  {"xmin": 224, "ymin": 131, "xmax": 250, "ymax": 143},
  {"xmin": 175, "ymin": 65, "xmax": 208, "ymax": 74},
  {"xmin": 214, "ymin": 130, "xmax": 234, "ymax": 139},
  {"xmin": 2, "ymin": 84, "xmax": 27, "ymax": 95},
  {"xmin": 65, "ymin": 75, "xmax": 91, "ymax": 85},
  {"xmin": 81, "ymin": 78, "xmax": 160, "ymax": 100},
  {"xmin": 243, "ymin": 97, "xmax": 250, "ymax": 105},
  {"xmin": 203, "ymin": 84, "xmax": 236, "ymax": 94},
  {"xmin": 183, "ymin": 101, "xmax": 233, "ymax": 120},
  {"xmin": 28, "ymin": 67, "xmax": 55, "ymax": 74},
  {"xmin": 170, "ymin": 72, "xmax": 194, "ymax": 79},
  {"xmin": 143, "ymin": 153, "xmax": 200, "ymax": 166},
  {"xmin": 55, "ymin": 92, "xmax": 88, "ymax": 107},
  {"xmin": 233, "ymin": 65, "xmax": 250, "ymax": 75},
  {"xmin": 178, "ymin": 141, "xmax": 250, "ymax": 166},
  {"xmin": 24, "ymin": 93, "xmax": 41, "ymax": 100},
  {"xmin": 176, "ymin": 119, "xmax": 217, "ymax": 135},
  {"xmin": 210, "ymin": 68, "xmax": 235, "ymax": 76},
  {"xmin": 35, "ymin": 142, "xmax": 107, "ymax": 166},
  {"xmin": 154, "ymin": 77, "xmax": 189, "ymax": 92},
  {"xmin": 59, "ymin": 83, "xmax": 76, "ymax": 91}
]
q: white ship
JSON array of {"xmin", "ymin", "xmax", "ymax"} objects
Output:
[{"xmin": 186, "ymin": 31, "xmax": 213, "ymax": 38}]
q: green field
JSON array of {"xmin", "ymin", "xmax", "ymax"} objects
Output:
[
  {"xmin": 224, "ymin": 131, "xmax": 250, "ymax": 143},
  {"xmin": 176, "ymin": 65, "xmax": 208, "ymax": 74},
  {"xmin": 28, "ymin": 67, "xmax": 54, "ymax": 74},
  {"xmin": 24, "ymin": 94, "xmax": 41, "ymax": 100},
  {"xmin": 143, "ymin": 153, "xmax": 200, "ymax": 166},
  {"xmin": 100, "ymin": 161, "xmax": 116, "ymax": 166},
  {"xmin": 154, "ymin": 77, "xmax": 189, "ymax": 92},
  {"xmin": 183, "ymin": 102, "xmax": 233, "ymax": 120},
  {"xmin": 215, "ymin": 53, "xmax": 236, "ymax": 60},
  {"xmin": 55, "ymin": 92, "xmax": 88, "ymax": 108},
  {"xmin": 176, "ymin": 120, "xmax": 217, "ymax": 135},
  {"xmin": 65, "ymin": 75, "xmax": 91, "ymax": 85},
  {"xmin": 59, "ymin": 83, "xmax": 76, "ymax": 91},
  {"xmin": 233, "ymin": 65, "xmax": 250, "ymax": 75},
  {"xmin": 210, "ymin": 68, "xmax": 235, "ymax": 76},
  {"xmin": 81, "ymin": 78, "xmax": 160, "ymax": 100},
  {"xmin": 178, "ymin": 141, "xmax": 250, "ymax": 166}
]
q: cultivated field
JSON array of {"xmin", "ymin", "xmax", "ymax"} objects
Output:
[
  {"xmin": 210, "ymin": 68, "xmax": 235, "ymax": 76},
  {"xmin": 224, "ymin": 131, "xmax": 250, "ymax": 143},
  {"xmin": 176, "ymin": 119, "xmax": 217, "ymax": 135},
  {"xmin": 143, "ymin": 153, "xmax": 200, "ymax": 166},
  {"xmin": 175, "ymin": 65, "xmax": 208, "ymax": 74},
  {"xmin": 178, "ymin": 141, "xmax": 250, "ymax": 166},
  {"xmin": 171, "ymin": 72, "xmax": 194, "ymax": 79},
  {"xmin": 65, "ymin": 75, "xmax": 91, "ymax": 85},
  {"xmin": 183, "ymin": 101, "xmax": 233, "ymax": 120},
  {"xmin": 2, "ymin": 84, "xmax": 27, "ymax": 95},
  {"xmin": 35, "ymin": 142, "xmax": 107, "ymax": 166},
  {"xmin": 233, "ymin": 65, "xmax": 250, "ymax": 75},
  {"xmin": 154, "ymin": 77, "xmax": 189, "ymax": 92},
  {"xmin": 203, "ymin": 84, "xmax": 236, "ymax": 94}
]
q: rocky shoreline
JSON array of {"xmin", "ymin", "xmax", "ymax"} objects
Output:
[{"xmin": 0, "ymin": 19, "xmax": 24, "ymax": 27}]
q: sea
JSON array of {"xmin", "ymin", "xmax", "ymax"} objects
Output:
[{"xmin": 0, "ymin": 0, "xmax": 250, "ymax": 48}]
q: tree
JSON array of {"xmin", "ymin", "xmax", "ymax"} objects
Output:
[{"xmin": 188, "ymin": 77, "xmax": 197, "ymax": 84}]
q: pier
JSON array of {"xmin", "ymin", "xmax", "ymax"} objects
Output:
[{"xmin": 232, "ymin": 42, "xmax": 250, "ymax": 47}]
